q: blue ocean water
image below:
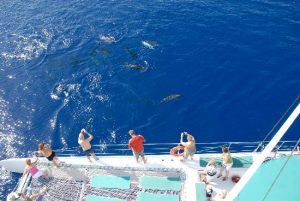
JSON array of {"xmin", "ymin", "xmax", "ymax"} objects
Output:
[{"xmin": 0, "ymin": 0, "xmax": 299, "ymax": 198}]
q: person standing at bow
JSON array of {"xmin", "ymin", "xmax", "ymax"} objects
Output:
[
  {"xmin": 128, "ymin": 130, "xmax": 146, "ymax": 163},
  {"xmin": 180, "ymin": 131, "xmax": 196, "ymax": 161},
  {"xmin": 78, "ymin": 128, "xmax": 99, "ymax": 162}
]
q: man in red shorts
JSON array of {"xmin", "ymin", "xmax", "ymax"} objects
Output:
[{"xmin": 128, "ymin": 130, "xmax": 146, "ymax": 163}]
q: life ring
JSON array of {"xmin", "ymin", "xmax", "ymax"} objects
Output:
[{"xmin": 170, "ymin": 146, "xmax": 185, "ymax": 157}]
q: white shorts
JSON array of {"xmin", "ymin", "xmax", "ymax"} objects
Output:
[
  {"xmin": 222, "ymin": 163, "xmax": 233, "ymax": 171},
  {"xmin": 206, "ymin": 174, "xmax": 216, "ymax": 182},
  {"xmin": 32, "ymin": 168, "xmax": 46, "ymax": 179}
]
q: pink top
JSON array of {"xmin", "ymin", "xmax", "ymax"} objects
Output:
[{"xmin": 28, "ymin": 166, "xmax": 38, "ymax": 176}]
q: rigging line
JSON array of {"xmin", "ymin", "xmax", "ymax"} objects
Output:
[
  {"xmin": 261, "ymin": 94, "xmax": 300, "ymax": 144},
  {"xmin": 262, "ymin": 138, "xmax": 300, "ymax": 201}
]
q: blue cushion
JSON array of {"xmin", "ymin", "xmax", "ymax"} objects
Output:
[
  {"xmin": 195, "ymin": 182, "xmax": 206, "ymax": 201},
  {"xmin": 140, "ymin": 176, "xmax": 181, "ymax": 191},
  {"xmin": 91, "ymin": 175, "xmax": 130, "ymax": 189}
]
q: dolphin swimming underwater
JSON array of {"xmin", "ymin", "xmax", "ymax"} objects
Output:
[
  {"xmin": 100, "ymin": 35, "xmax": 116, "ymax": 43},
  {"xmin": 160, "ymin": 94, "xmax": 181, "ymax": 103},
  {"xmin": 126, "ymin": 64, "xmax": 145, "ymax": 70},
  {"xmin": 141, "ymin": 40, "xmax": 158, "ymax": 49}
]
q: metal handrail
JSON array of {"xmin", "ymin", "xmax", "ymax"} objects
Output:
[{"xmin": 51, "ymin": 140, "xmax": 299, "ymax": 157}]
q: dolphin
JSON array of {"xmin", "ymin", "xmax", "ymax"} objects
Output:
[
  {"xmin": 126, "ymin": 64, "xmax": 145, "ymax": 70},
  {"xmin": 126, "ymin": 48, "xmax": 138, "ymax": 59},
  {"xmin": 160, "ymin": 94, "xmax": 181, "ymax": 104},
  {"xmin": 141, "ymin": 40, "xmax": 158, "ymax": 49},
  {"xmin": 100, "ymin": 35, "xmax": 116, "ymax": 43}
]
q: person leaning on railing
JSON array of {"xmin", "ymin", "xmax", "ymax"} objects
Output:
[
  {"xmin": 180, "ymin": 132, "xmax": 196, "ymax": 161},
  {"xmin": 36, "ymin": 143, "xmax": 61, "ymax": 167}
]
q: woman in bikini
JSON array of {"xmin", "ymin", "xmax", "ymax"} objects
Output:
[{"xmin": 37, "ymin": 143, "xmax": 61, "ymax": 166}]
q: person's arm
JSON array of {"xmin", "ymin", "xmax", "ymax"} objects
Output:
[
  {"xmin": 187, "ymin": 134, "xmax": 195, "ymax": 142},
  {"xmin": 44, "ymin": 143, "xmax": 50, "ymax": 149},
  {"xmin": 128, "ymin": 140, "xmax": 132, "ymax": 149},
  {"xmin": 180, "ymin": 133, "xmax": 187, "ymax": 146},
  {"xmin": 21, "ymin": 166, "xmax": 29, "ymax": 178},
  {"xmin": 87, "ymin": 132, "xmax": 93, "ymax": 141},
  {"xmin": 83, "ymin": 129, "xmax": 93, "ymax": 141},
  {"xmin": 31, "ymin": 157, "xmax": 38, "ymax": 165},
  {"xmin": 140, "ymin": 135, "xmax": 145, "ymax": 142}
]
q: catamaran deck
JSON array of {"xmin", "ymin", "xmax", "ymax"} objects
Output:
[{"xmin": 6, "ymin": 153, "xmax": 254, "ymax": 201}]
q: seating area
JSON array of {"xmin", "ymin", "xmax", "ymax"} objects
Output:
[{"xmin": 85, "ymin": 175, "xmax": 182, "ymax": 201}]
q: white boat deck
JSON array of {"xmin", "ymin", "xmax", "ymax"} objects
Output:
[{"xmin": 1, "ymin": 153, "xmax": 251, "ymax": 201}]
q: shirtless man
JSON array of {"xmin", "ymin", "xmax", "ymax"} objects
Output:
[
  {"xmin": 78, "ymin": 129, "xmax": 98, "ymax": 162},
  {"xmin": 180, "ymin": 132, "xmax": 196, "ymax": 161},
  {"xmin": 37, "ymin": 143, "xmax": 61, "ymax": 166}
]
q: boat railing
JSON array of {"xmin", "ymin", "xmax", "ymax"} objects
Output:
[{"xmin": 50, "ymin": 140, "xmax": 299, "ymax": 157}]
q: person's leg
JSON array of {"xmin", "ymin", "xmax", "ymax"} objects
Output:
[
  {"xmin": 181, "ymin": 151, "xmax": 188, "ymax": 162},
  {"xmin": 87, "ymin": 155, "xmax": 92, "ymax": 162},
  {"xmin": 91, "ymin": 152, "xmax": 99, "ymax": 161},
  {"xmin": 85, "ymin": 149, "xmax": 92, "ymax": 162},
  {"xmin": 190, "ymin": 153, "xmax": 195, "ymax": 160},
  {"xmin": 132, "ymin": 151, "xmax": 139, "ymax": 162},
  {"xmin": 223, "ymin": 169, "xmax": 229, "ymax": 180},
  {"xmin": 218, "ymin": 166, "xmax": 224, "ymax": 178},
  {"xmin": 139, "ymin": 150, "xmax": 146, "ymax": 163},
  {"xmin": 42, "ymin": 169, "xmax": 49, "ymax": 179},
  {"xmin": 30, "ymin": 187, "xmax": 47, "ymax": 200},
  {"xmin": 52, "ymin": 157, "xmax": 61, "ymax": 167},
  {"xmin": 223, "ymin": 165, "xmax": 231, "ymax": 180}
]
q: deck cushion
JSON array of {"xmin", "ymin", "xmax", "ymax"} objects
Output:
[
  {"xmin": 139, "ymin": 176, "xmax": 181, "ymax": 191},
  {"xmin": 195, "ymin": 182, "xmax": 206, "ymax": 201},
  {"xmin": 91, "ymin": 175, "xmax": 130, "ymax": 189}
]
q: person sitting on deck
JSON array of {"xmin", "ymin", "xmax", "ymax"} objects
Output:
[
  {"xmin": 180, "ymin": 132, "xmax": 196, "ymax": 161},
  {"xmin": 22, "ymin": 157, "xmax": 48, "ymax": 180},
  {"xmin": 78, "ymin": 128, "xmax": 99, "ymax": 162},
  {"xmin": 128, "ymin": 129, "xmax": 146, "ymax": 163},
  {"xmin": 18, "ymin": 186, "xmax": 48, "ymax": 201},
  {"xmin": 199, "ymin": 159, "xmax": 217, "ymax": 184},
  {"xmin": 36, "ymin": 143, "xmax": 61, "ymax": 167},
  {"xmin": 217, "ymin": 146, "xmax": 233, "ymax": 181}
]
